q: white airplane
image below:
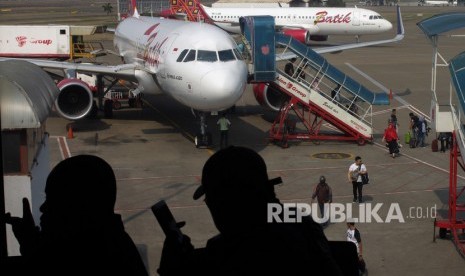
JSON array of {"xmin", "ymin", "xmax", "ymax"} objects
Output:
[
  {"xmin": 418, "ymin": 0, "xmax": 456, "ymax": 6},
  {"xmin": 0, "ymin": 0, "xmax": 248, "ymax": 147},
  {"xmin": 162, "ymin": 0, "xmax": 399, "ymax": 45}
]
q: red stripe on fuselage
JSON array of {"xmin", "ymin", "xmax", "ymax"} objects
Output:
[{"xmin": 144, "ymin": 23, "xmax": 160, "ymax": 35}]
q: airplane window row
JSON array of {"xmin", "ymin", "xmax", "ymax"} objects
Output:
[
  {"xmin": 211, "ymin": 15, "xmax": 316, "ymax": 19},
  {"xmin": 176, "ymin": 49, "xmax": 243, "ymax": 62},
  {"xmin": 369, "ymin": 15, "xmax": 383, "ymax": 19}
]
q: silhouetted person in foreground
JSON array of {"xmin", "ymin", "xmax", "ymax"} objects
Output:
[
  {"xmin": 158, "ymin": 146, "xmax": 356, "ymax": 276},
  {"xmin": 5, "ymin": 155, "xmax": 148, "ymax": 276}
]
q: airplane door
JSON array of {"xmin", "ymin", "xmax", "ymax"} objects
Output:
[
  {"xmin": 58, "ymin": 26, "xmax": 70, "ymax": 56},
  {"xmin": 352, "ymin": 10, "xmax": 360, "ymax": 26}
]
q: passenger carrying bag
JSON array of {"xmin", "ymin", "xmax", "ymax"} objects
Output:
[
  {"xmin": 361, "ymin": 173, "xmax": 369, "ymax": 185},
  {"xmin": 359, "ymin": 165, "xmax": 369, "ymax": 185}
]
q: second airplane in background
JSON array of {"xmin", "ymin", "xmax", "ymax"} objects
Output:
[{"xmin": 163, "ymin": 0, "xmax": 398, "ymax": 45}]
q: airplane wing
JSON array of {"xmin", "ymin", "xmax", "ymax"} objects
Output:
[
  {"xmin": 0, "ymin": 56, "xmax": 147, "ymax": 121},
  {"xmin": 0, "ymin": 57, "xmax": 140, "ymax": 81},
  {"xmin": 276, "ymin": 5, "xmax": 404, "ymax": 60}
]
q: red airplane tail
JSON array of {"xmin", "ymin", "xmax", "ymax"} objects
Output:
[
  {"xmin": 120, "ymin": 0, "xmax": 139, "ymax": 20},
  {"xmin": 162, "ymin": 0, "xmax": 212, "ymax": 23},
  {"xmin": 129, "ymin": 0, "xmax": 140, "ymax": 17}
]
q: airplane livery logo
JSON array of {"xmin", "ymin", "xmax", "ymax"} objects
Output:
[
  {"xmin": 16, "ymin": 36, "xmax": 26, "ymax": 47},
  {"xmin": 315, "ymin": 11, "xmax": 351, "ymax": 24},
  {"xmin": 140, "ymin": 24, "xmax": 169, "ymax": 68},
  {"xmin": 15, "ymin": 36, "xmax": 53, "ymax": 47}
]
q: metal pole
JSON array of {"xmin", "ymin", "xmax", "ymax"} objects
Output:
[
  {"xmin": 97, "ymin": 75, "xmax": 104, "ymax": 111},
  {"xmin": 117, "ymin": 0, "xmax": 121, "ymax": 21},
  {"xmin": 0, "ymin": 103, "xmax": 6, "ymax": 261}
]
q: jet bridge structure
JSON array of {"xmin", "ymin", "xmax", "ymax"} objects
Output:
[
  {"xmin": 240, "ymin": 16, "xmax": 390, "ymax": 147},
  {"xmin": 417, "ymin": 12, "xmax": 465, "ymax": 258}
]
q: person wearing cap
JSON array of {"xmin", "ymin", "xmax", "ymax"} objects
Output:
[
  {"xmin": 5, "ymin": 155, "xmax": 148, "ymax": 275},
  {"xmin": 311, "ymin": 175, "xmax": 332, "ymax": 224},
  {"xmin": 158, "ymin": 146, "xmax": 345, "ymax": 276}
]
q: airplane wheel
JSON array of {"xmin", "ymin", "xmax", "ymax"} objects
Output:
[
  {"xmin": 113, "ymin": 100, "xmax": 122, "ymax": 110},
  {"xmin": 86, "ymin": 100, "xmax": 99, "ymax": 119},
  {"xmin": 128, "ymin": 98, "xmax": 135, "ymax": 108},
  {"xmin": 357, "ymin": 138, "xmax": 366, "ymax": 146},
  {"xmin": 195, "ymin": 133, "xmax": 212, "ymax": 148},
  {"xmin": 104, "ymin": 100, "xmax": 113, "ymax": 118}
]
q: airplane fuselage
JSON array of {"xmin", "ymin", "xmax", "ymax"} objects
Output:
[
  {"xmin": 202, "ymin": 6, "xmax": 392, "ymax": 35},
  {"xmin": 418, "ymin": 0, "xmax": 453, "ymax": 6},
  {"xmin": 114, "ymin": 16, "xmax": 247, "ymax": 112}
]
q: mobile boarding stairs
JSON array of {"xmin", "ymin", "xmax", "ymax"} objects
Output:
[{"xmin": 240, "ymin": 16, "xmax": 390, "ymax": 147}]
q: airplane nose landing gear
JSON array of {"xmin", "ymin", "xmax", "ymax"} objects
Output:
[
  {"xmin": 195, "ymin": 133, "xmax": 212, "ymax": 148},
  {"xmin": 195, "ymin": 112, "xmax": 213, "ymax": 148}
]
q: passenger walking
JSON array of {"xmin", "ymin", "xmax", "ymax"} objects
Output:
[
  {"xmin": 347, "ymin": 156, "xmax": 367, "ymax": 203},
  {"xmin": 311, "ymin": 76, "xmax": 320, "ymax": 91},
  {"xmin": 311, "ymin": 175, "xmax": 332, "ymax": 225},
  {"xmin": 284, "ymin": 57, "xmax": 296, "ymax": 77},
  {"xmin": 389, "ymin": 108, "xmax": 399, "ymax": 133},
  {"xmin": 409, "ymin": 112, "xmax": 419, "ymax": 147},
  {"xmin": 217, "ymin": 114, "xmax": 231, "ymax": 149},
  {"xmin": 331, "ymin": 84, "xmax": 341, "ymax": 102},
  {"xmin": 382, "ymin": 123, "xmax": 400, "ymax": 158},
  {"xmin": 416, "ymin": 116, "xmax": 427, "ymax": 147},
  {"xmin": 438, "ymin": 132, "xmax": 452, "ymax": 152},
  {"xmin": 346, "ymin": 222, "xmax": 366, "ymax": 274},
  {"xmin": 296, "ymin": 64, "xmax": 307, "ymax": 81}
]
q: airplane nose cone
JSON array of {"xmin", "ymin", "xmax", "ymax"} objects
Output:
[
  {"xmin": 200, "ymin": 64, "xmax": 247, "ymax": 110},
  {"xmin": 382, "ymin": 20, "xmax": 393, "ymax": 31}
]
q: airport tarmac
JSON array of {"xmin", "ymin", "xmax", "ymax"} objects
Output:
[{"xmin": 3, "ymin": 2, "xmax": 465, "ymax": 275}]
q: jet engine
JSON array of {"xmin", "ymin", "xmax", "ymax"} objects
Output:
[
  {"xmin": 252, "ymin": 83, "xmax": 289, "ymax": 112},
  {"xmin": 281, "ymin": 29, "xmax": 311, "ymax": 45},
  {"xmin": 281, "ymin": 29, "xmax": 328, "ymax": 44},
  {"xmin": 309, "ymin": 35, "xmax": 328, "ymax": 42},
  {"xmin": 56, "ymin": 78, "xmax": 94, "ymax": 120}
]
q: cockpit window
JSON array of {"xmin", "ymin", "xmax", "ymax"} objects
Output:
[
  {"xmin": 218, "ymin": 49, "xmax": 236, "ymax": 61},
  {"xmin": 197, "ymin": 50, "xmax": 218, "ymax": 62},
  {"xmin": 369, "ymin": 15, "xmax": 383, "ymax": 20},
  {"xmin": 183, "ymin": 49, "xmax": 196, "ymax": 62},
  {"xmin": 233, "ymin": 49, "xmax": 244, "ymax": 60},
  {"xmin": 176, "ymin": 49, "xmax": 188, "ymax": 62}
]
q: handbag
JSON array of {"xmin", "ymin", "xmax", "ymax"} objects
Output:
[
  {"xmin": 358, "ymin": 164, "xmax": 369, "ymax": 184},
  {"xmin": 361, "ymin": 173, "xmax": 369, "ymax": 185}
]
